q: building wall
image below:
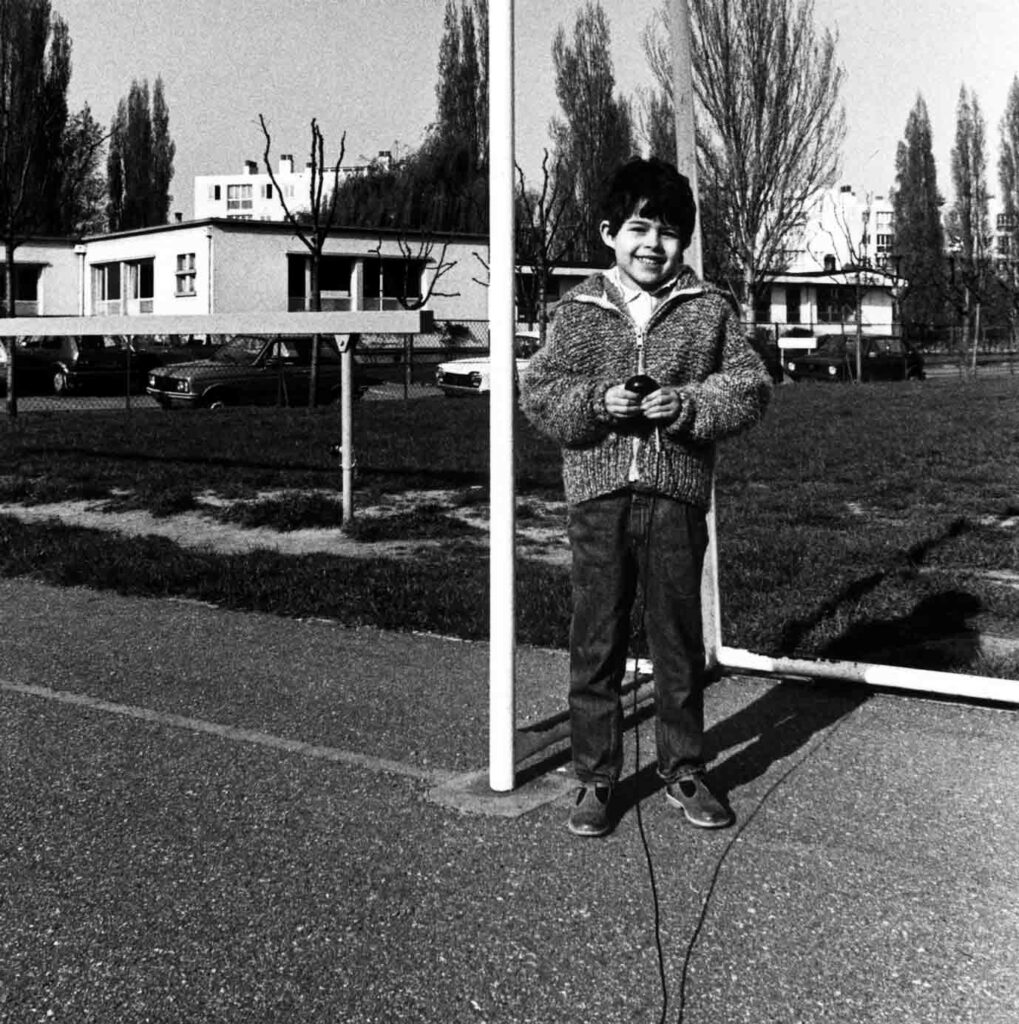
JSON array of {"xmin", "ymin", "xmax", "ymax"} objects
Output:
[
  {"xmin": 82, "ymin": 225, "xmax": 213, "ymax": 316},
  {"xmin": 765, "ymin": 279, "xmax": 896, "ymax": 336},
  {"xmin": 24, "ymin": 220, "xmax": 596, "ymax": 331},
  {"xmin": 6, "ymin": 240, "xmax": 79, "ymax": 315},
  {"xmin": 77, "ymin": 221, "xmax": 493, "ymax": 323},
  {"xmin": 790, "ymin": 186, "xmax": 897, "ymax": 273}
]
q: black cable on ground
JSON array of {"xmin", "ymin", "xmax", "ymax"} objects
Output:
[{"xmin": 669, "ymin": 704, "xmax": 863, "ymax": 1023}]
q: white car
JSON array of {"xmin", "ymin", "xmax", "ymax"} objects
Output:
[{"xmin": 435, "ymin": 331, "xmax": 540, "ymax": 397}]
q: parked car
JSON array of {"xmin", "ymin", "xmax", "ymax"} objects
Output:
[
  {"xmin": 131, "ymin": 334, "xmax": 224, "ymax": 367},
  {"xmin": 0, "ymin": 334, "xmax": 158, "ymax": 396},
  {"xmin": 434, "ymin": 331, "xmax": 540, "ymax": 397},
  {"xmin": 784, "ymin": 336, "xmax": 925, "ymax": 382},
  {"xmin": 145, "ymin": 334, "xmax": 381, "ymax": 409}
]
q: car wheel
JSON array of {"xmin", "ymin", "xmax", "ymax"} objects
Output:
[
  {"xmin": 203, "ymin": 391, "xmax": 232, "ymax": 410},
  {"xmin": 52, "ymin": 369, "xmax": 71, "ymax": 395}
]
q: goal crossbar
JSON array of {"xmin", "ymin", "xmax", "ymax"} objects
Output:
[{"xmin": 0, "ymin": 311, "xmax": 431, "ymax": 338}]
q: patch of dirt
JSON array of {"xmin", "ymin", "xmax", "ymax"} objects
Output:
[{"xmin": 0, "ymin": 488, "xmax": 572, "ymax": 566}]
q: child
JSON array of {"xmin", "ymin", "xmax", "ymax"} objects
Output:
[{"xmin": 519, "ymin": 157, "xmax": 772, "ymax": 837}]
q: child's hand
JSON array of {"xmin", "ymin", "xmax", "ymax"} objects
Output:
[
  {"xmin": 604, "ymin": 382, "xmax": 645, "ymax": 418},
  {"xmin": 640, "ymin": 385, "xmax": 682, "ymax": 422}
]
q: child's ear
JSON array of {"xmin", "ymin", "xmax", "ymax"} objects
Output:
[{"xmin": 598, "ymin": 220, "xmax": 615, "ymax": 249}]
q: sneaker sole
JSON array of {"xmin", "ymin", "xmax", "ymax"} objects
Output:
[
  {"xmin": 665, "ymin": 790, "xmax": 734, "ymax": 829},
  {"xmin": 567, "ymin": 820, "xmax": 612, "ymax": 838}
]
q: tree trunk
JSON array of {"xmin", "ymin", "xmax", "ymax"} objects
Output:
[
  {"xmin": 309, "ymin": 252, "xmax": 321, "ymax": 407},
  {"xmin": 971, "ymin": 300, "xmax": 981, "ymax": 376},
  {"xmin": 5, "ymin": 240, "xmax": 17, "ymax": 417},
  {"xmin": 741, "ymin": 266, "xmax": 756, "ymax": 329}
]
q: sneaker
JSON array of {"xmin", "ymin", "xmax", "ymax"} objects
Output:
[
  {"xmin": 665, "ymin": 771, "xmax": 734, "ymax": 829},
  {"xmin": 568, "ymin": 784, "xmax": 613, "ymax": 837}
]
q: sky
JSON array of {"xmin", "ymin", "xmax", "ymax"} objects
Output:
[{"xmin": 55, "ymin": 0, "xmax": 1019, "ymax": 221}]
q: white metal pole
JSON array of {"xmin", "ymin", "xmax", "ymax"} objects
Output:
[
  {"xmin": 488, "ymin": 0, "xmax": 517, "ymax": 792},
  {"xmin": 670, "ymin": 0, "xmax": 722, "ymax": 669},
  {"xmin": 341, "ymin": 264, "xmax": 363, "ymax": 524}
]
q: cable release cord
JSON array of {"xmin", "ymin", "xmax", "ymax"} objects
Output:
[{"xmin": 630, "ymin": 436, "xmax": 863, "ymax": 1022}]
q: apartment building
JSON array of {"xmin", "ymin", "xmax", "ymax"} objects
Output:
[
  {"xmin": 194, "ymin": 152, "xmax": 393, "ymax": 221},
  {"xmin": 758, "ymin": 185, "xmax": 902, "ymax": 338}
]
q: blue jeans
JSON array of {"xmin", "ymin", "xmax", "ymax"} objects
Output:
[{"xmin": 566, "ymin": 489, "xmax": 708, "ymax": 786}]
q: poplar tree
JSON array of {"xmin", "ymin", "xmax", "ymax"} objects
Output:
[
  {"xmin": 435, "ymin": 0, "xmax": 486, "ymax": 169},
  {"xmin": 151, "ymin": 77, "xmax": 175, "ymax": 224},
  {"xmin": 107, "ymin": 76, "xmax": 175, "ymax": 230},
  {"xmin": 549, "ymin": 1, "xmax": 633, "ymax": 262},
  {"xmin": 999, "ymin": 77, "xmax": 1019, "ymax": 271},
  {"xmin": 58, "ymin": 102, "xmax": 106, "ymax": 235},
  {"xmin": 0, "ymin": 0, "xmax": 73, "ymax": 315},
  {"xmin": 891, "ymin": 95, "xmax": 946, "ymax": 339},
  {"xmin": 948, "ymin": 85, "xmax": 990, "ymax": 355}
]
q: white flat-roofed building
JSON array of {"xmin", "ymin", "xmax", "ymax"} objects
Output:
[{"xmin": 3, "ymin": 221, "xmax": 599, "ymax": 333}]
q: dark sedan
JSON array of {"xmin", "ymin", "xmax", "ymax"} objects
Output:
[
  {"xmin": 785, "ymin": 336, "xmax": 925, "ymax": 382},
  {"xmin": 0, "ymin": 334, "xmax": 157, "ymax": 396},
  {"xmin": 145, "ymin": 334, "xmax": 381, "ymax": 409}
]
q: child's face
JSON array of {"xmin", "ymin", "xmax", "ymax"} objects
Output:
[{"xmin": 600, "ymin": 208, "xmax": 685, "ymax": 292}]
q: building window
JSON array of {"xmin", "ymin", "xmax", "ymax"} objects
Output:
[
  {"xmin": 91, "ymin": 262, "xmax": 121, "ymax": 313},
  {"xmin": 226, "ymin": 184, "xmax": 253, "ymax": 211},
  {"xmin": 876, "ymin": 233, "xmax": 894, "ymax": 252},
  {"xmin": 364, "ymin": 257, "xmax": 424, "ymax": 310},
  {"xmin": 264, "ymin": 184, "xmax": 273, "ymax": 200},
  {"xmin": 175, "ymin": 253, "xmax": 196, "ymax": 296},
  {"xmin": 0, "ymin": 264, "xmax": 40, "ymax": 314},
  {"xmin": 816, "ymin": 284, "xmax": 857, "ymax": 324},
  {"xmin": 287, "ymin": 254, "xmax": 354, "ymax": 311},
  {"xmin": 785, "ymin": 284, "xmax": 801, "ymax": 325},
  {"xmin": 125, "ymin": 258, "xmax": 154, "ymax": 313},
  {"xmin": 209, "ymin": 184, "xmax": 222, "ymax": 201}
]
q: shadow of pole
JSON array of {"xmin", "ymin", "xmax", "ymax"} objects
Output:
[{"xmin": 777, "ymin": 517, "xmax": 971, "ymax": 656}]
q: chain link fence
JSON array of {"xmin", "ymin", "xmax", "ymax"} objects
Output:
[
  {"xmin": 4, "ymin": 317, "xmax": 1019, "ymax": 420},
  {"xmin": 0, "ymin": 320, "xmax": 495, "ymax": 414}
]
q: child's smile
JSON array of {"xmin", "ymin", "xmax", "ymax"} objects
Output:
[{"xmin": 601, "ymin": 212, "xmax": 684, "ymax": 293}]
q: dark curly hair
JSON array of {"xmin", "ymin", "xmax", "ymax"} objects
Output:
[{"xmin": 599, "ymin": 157, "xmax": 697, "ymax": 249}]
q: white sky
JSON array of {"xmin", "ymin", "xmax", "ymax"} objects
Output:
[{"xmin": 56, "ymin": 0, "xmax": 1019, "ymax": 219}]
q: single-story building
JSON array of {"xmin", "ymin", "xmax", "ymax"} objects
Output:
[
  {"xmin": 3, "ymin": 221, "xmax": 595, "ymax": 342},
  {"xmin": 757, "ymin": 265, "xmax": 904, "ymax": 345}
]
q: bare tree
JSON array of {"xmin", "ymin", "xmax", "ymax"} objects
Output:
[
  {"xmin": 367, "ymin": 231, "xmax": 459, "ymax": 313},
  {"xmin": 260, "ymin": 114, "xmax": 344, "ymax": 405},
  {"xmin": 514, "ymin": 149, "xmax": 579, "ymax": 344},
  {"xmin": 642, "ymin": 0, "xmax": 845, "ymax": 323}
]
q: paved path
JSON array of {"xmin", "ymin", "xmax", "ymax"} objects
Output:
[{"xmin": 0, "ymin": 578, "xmax": 1016, "ymax": 1023}]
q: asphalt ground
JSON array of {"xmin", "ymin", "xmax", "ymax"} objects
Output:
[{"xmin": 0, "ymin": 577, "xmax": 1016, "ymax": 1024}]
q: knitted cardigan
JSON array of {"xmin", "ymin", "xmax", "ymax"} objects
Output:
[{"xmin": 519, "ymin": 267, "xmax": 772, "ymax": 509}]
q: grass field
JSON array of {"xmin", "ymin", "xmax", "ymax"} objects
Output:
[{"xmin": 1, "ymin": 376, "xmax": 1017, "ymax": 679}]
